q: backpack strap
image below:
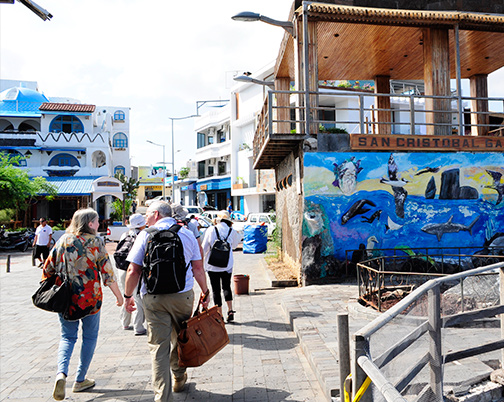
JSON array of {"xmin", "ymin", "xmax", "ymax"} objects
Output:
[
  {"xmin": 223, "ymin": 227, "xmax": 232, "ymax": 241},
  {"xmin": 214, "ymin": 226, "xmax": 222, "ymax": 241}
]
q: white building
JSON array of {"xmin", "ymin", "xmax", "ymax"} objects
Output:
[
  {"xmin": 191, "ymin": 64, "xmax": 277, "ymax": 214},
  {"xmin": 0, "ymin": 81, "xmax": 130, "ymax": 226}
]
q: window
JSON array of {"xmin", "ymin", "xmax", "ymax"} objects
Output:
[
  {"xmin": 49, "ymin": 115, "xmax": 84, "ymax": 133},
  {"xmin": 208, "ymin": 165, "xmax": 214, "ymax": 176},
  {"xmin": 114, "ymin": 110, "xmax": 125, "ymax": 121},
  {"xmin": 198, "ymin": 161, "xmax": 205, "ymax": 178},
  {"xmin": 218, "ymin": 161, "xmax": 226, "ymax": 175},
  {"xmin": 217, "ymin": 129, "xmax": 226, "ymax": 143},
  {"xmin": 114, "ymin": 165, "xmax": 126, "ymax": 176},
  {"xmin": 208, "ymin": 136, "xmax": 214, "ymax": 145},
  {"xmin": 49, "ymin": 153, "xmax": 80, "ymax": 167},
  {"xmin": 197, "ymin": 132, "xmax": 205, "ymax": 149},
  {"xmin": 113, "ymin": 132, "xmax": 128, "ymax": 148},
  {"xmin": 1, "ymin": 150, "xmax": 27, "ymax": 166}
]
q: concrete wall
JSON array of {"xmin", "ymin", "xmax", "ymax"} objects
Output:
[
  {"xmin": 275, "ymin": 145, "xmax": 304, "ymax": 281},
  {"xmin": 302, "ymin": 151, "xmax": 504, "ymax": 283}
]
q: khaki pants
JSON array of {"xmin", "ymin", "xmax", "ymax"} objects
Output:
[{"xmin": 143, "ymin": 290, "xmax": 194, "ymax": 402}]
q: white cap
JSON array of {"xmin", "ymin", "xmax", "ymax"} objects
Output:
[{"xmin": 128, "ymin": 213, "xmax": 146, "ymax": 229}]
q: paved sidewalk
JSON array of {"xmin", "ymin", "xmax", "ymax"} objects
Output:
[{"xmin": 0, "ymin": 248, "xmax": 326, "ymax": 402}]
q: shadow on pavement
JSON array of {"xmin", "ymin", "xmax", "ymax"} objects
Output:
[{"xmin": 229, "ymin": 332, "xmax": 298, "ymax": 351}]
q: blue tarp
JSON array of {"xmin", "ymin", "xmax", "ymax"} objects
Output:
[{"xmin": 243, "ymin": 225, "xmax": 267, "ymax": 254}]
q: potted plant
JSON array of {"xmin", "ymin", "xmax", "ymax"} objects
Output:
[{"xmin": 232, "ymin": 177, "xmax": 248, "ymax": 189}]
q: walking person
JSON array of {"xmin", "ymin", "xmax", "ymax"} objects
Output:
[
  {"xmin": 33, "ymin": 217, "xmax": 53, "ymax": 268},
  {"xmin": 201, "ymin": 210, "xmax": 240, "ymax": 323},
  {"xmin": 41, "ymin": 208, "xmax": 123, "ymax": 401},
  {"xmin": 123, "ymin": 201, "xmax": 210, "ymax": 401},
  {"xmin": 113, "ymin": 213, "xmax": 147, "ymax": 335}
]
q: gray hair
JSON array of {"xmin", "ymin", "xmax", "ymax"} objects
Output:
[
  {"xmin": 149, "ymin": 201, "xmax": 172, "ymax": 218},
  {"xmin": 66, "ymin": 208, "xmax": 99, "ymax": 235}
]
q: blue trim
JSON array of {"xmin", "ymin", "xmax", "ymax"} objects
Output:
[
  {"xmin": 49, "ymin": 115, "xmax": 84, "ymax": 133},
  {"xmin": 49, "ymin": 153, "xmax": 80, "ymax": 167}
]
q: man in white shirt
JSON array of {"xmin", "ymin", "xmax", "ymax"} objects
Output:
[
  {"xmin": 33, "ymin": 217, "xmax": 53, "ymax": 268},
  {"xmin": 123, "ymin": 201, "xmax": 209, "ymax": 401}
]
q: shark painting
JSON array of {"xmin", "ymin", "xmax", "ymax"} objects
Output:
[{"xmin": 421, "ymin": 215, "xmax": 480, "ymax": 241}]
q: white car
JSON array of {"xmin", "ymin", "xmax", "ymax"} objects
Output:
[
  {"xmin": 145, "ymin": 196, "xmax": 170, "ymax": 207},
  {"xmin": 185, "ymin": 205, "xmax": 204, "ymax": 216}
]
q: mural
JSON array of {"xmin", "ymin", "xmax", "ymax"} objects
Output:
[{"xmin": 303, "ymin": 152, "xmax": 504, "ymax": 277}]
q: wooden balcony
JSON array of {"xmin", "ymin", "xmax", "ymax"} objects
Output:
[{"xmin": 253, "ymin": 89, "xmax": 504, "ymax": 169}]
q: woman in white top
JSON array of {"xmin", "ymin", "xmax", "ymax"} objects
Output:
[{"xmin": 201, "ymin": 210, "xmax": 240, "ymax": 322}]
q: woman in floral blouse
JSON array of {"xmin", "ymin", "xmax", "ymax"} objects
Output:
[{"xmin": 42, "ymin": 208, "xmax": 123, "ymax": 401}]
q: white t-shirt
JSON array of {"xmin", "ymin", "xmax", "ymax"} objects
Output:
[
  {"xmin": 35, "ymin": 224, "xmax": 53, "ymax": 246},
  {"xmin": 201, "ymin": 222, "xmax": 240, "ymax": 273}
]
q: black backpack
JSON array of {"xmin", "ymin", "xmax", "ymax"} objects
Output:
[
  {"xmin": 113, "ymin": 231, "xmax": 137, "ymax": 271},
  {"xmin": 142, "ymin": 225, "xmax": 189, "ymax": 294},
  {"xmin": 208, "ymin": 227, "xmax": 232, "ymax": 268}
]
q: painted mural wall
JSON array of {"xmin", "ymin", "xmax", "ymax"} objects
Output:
[{"xmin": 303, "ymin": 152, "xmax": 504, "ymax": 276}]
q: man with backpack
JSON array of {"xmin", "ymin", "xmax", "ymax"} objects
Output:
[
  {"xmin": 113, "ymin": 213, "xmax": 147, "ymax": 335},
  {"xmin": 123, "ymin": 201, "xmax": 209, "ymax": 401}
]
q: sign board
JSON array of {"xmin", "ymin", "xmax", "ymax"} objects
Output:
[{"xmin": 350, "ymin": 134, "xmax": 504, "ymax": 152}]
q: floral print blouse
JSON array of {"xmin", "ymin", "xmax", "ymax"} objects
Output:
[{"xmin": 43, "ymin": 233, "xmax": 116, "ymax": 321}]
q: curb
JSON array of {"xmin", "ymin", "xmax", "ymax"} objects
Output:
[{"xmin": 262, "ymin": 259, "xmax": 299, "ymax": 287}]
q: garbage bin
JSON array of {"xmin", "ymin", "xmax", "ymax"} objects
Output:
[{"xmin": 234, "ymin": 274, "xmax": 249, "ymax": 295}]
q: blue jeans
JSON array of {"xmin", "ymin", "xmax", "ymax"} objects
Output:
[{"xmin": 57, "ymin": 311, "xmax": 100, "ymax": 382}]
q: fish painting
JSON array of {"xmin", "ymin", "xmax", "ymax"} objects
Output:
[
  {"xmin": 332, "ymin": 156, "xmax": 363, "ymax": 195},
  {"xmin": 421, "ymin": 215, "xmax": 480, "ymax": 241}
]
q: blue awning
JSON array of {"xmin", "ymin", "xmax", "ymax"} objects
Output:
[
  {"xmin": 196, "ymin": 177, "xmax": 231, "ymax": 192},
  {"xmin": 36, "ymin": 176, "xmax": 101, "ymax": 196}
]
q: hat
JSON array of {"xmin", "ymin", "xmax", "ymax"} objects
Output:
[
  {"xmin": 128, "ymin": 213, "xmax": 146, "ymax": 229},
  {"xmin": 171, "ymin": 203, "xmax": 188, "ymax": 220},
  {"xmin": 217, "ymin": 210, "xmax": 230, "ymax": 220}
]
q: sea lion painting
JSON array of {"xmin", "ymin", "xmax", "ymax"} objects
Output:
[
  {"xmin": 380, "ymin": 154, "xmax": 408, "ymax": 218},
  {"xmin": 485, "ymin": 170, "xmax": 504, "ymax": 205},
  {"xmin": 341, "ymin": 199, "xmax": 376, "ymax": 225},
  {"xmin": 332, "ymin": 156, "xmax": 363, "ymax": 195}
]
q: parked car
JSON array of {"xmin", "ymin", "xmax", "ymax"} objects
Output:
[
  {"xmin": 201, "ymin": 210, "xmax": 219, "ymax": 221},
  {"xmin": 105, "ymin": 224, "xmax": 130, "ymax": 242},
  {"xmin": 233, "ymin": 212, "xmax": 276, "ymax": 237},
  {"xmin": 145, "ymin": 195, "xmax": 170, "ymax": 207},
  {"xmin": 196, "ymin": 215, "xmax": 243, "ymax": 247},
  {"xmin": 185, "ymin": 205, "xmax": 204, "ymax": 216}
]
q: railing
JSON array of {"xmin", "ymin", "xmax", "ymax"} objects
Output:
[
  {"xmin": 253, "ymin": 89, "xmax": 504, "ymax": 162},
  {"xmin": 351, "ymin": 259, "xmax": 504, "ymax": 402}
]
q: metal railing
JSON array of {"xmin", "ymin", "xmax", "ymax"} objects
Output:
[
  {"xmin": 351, "ymin": 259, "xmax": 504, "ymax": 402},
  {"xmin": 253, "ymin": 89, "xmax": 504, "ymax": 162}
]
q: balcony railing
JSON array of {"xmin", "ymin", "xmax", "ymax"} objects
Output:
[{"xmin": 253, "ymin": 89, "xmax": 504, "ymax": 168}]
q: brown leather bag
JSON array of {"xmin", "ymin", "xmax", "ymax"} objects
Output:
[{"xmin": 177, "ymin": 302, "xmax": 229, "ymax": 367}]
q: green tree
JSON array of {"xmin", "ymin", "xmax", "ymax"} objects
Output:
[
  {"xmin": 178, "ymin": 167, "xmax": 190, "ymax": 179},
  {"xmin": 0, "ymin": 153, "xmax": 57, "ymax": 224},
  {"xmin": 114, "ymin": 172, "xmax": 140, "ymax": 223}
]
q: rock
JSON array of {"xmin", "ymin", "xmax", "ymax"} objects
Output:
[{"xmin": 490, "ymin": 369, "xmax": 504, "ymax": 385}]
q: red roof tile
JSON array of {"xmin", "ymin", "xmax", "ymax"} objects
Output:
[{"xmin": 39, "ymin": 103, "xmax": 96, "ymax": 113}]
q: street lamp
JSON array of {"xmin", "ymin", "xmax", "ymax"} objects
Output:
[
  {"xmin": 169, "ymin": 115, "xmax": 199, "ymax": 202},
  {"xmin": 231, "ymin": 11, "xmax": 294, "ymax": 36},
  {"xmin": 233, "ymin": 75, "xmax": 274, "ymax": 88},
  {"xmin": 146, "ymin": 140, "xmax": 167, "ymax": 201}
]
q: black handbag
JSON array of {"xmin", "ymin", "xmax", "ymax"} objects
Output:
[{"xmin": 32, "ymin": 256, "xmax": 71, "ymax": 314}]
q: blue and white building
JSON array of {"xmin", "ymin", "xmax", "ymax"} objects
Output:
[{"xmin": 0, "ymin": 80, "xmax": 130, "ymax": 224}]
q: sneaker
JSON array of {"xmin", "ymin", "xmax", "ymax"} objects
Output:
[
  {"xmin": 52, "ymin": 373, "xmax": 66, "ymax": 401},
  {"xmin": 227, "ymin": 310, "xmax": 235, "ymax": 323},
  {"xmin": 173, "ymin": 372, "xmax": 187, "ymax": 393},
  {"xmin": 134, "ymin": 329, "xmax": 147, "ymax": 336},
  {"xmin": 72, "ymin": 378, "xmax": 95, "ymax": 393},
  {"xmin": 123, "ymin": 325, "xmax": 133, "ymax": 330}
]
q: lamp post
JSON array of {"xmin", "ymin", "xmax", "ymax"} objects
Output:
[
  {"xmin": 233, "ymin": 75, "xmax": 274, "ymax": 88},
  {"xmin": 231, "ymin": 11, "xmax": 294, "ymax": 37},
  {"xmin": 169, "ymin": 114, "xmax": 199, "ymax": 202},
  {"xmin": 146, "ymin": 140, "xmax": 166, "ymax": 201}
]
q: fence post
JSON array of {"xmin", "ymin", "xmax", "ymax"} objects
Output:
[
  {"xmin": 6, "ymin": 255, "xmax": 11, "ymax": 273},
  {"xmin": 353, "ymin": 334, "xmax": 372, "ymax": 402},
  {"xmin": 428, "ymin": 286, "xmax": 442, "ymax": 398},
  {"xmin": 338, "ymin": 314, "xmax": 351, "ymax": 401}
]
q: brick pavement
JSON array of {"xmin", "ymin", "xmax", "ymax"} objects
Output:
[{"xmin": 0, "ymin": 247, "xmax": 326, "ymax": 402}]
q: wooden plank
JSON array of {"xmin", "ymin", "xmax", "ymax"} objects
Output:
[
  {"xmin": 350, "ymin": 134, "xmax": 504, "ymax": 151},
  {"xmin": 442, "ymin": 304, "xmax": 504, "ymax": 328},
  {"xmin": 470, "ymin": 74, "xmax": 489, "ymax": 136},
  {"xmin": 374, "ymin": 321, "xmax": 429, "ymax": 368}
]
